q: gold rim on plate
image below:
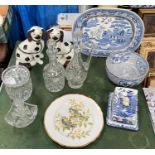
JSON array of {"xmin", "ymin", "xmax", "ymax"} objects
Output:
[{"xmin": 44, "ymin": 93, "xmax": 104, "ymax": 148}]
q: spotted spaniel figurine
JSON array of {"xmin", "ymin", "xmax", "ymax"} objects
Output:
[
  {"xmin": 16, "ymin": 26, "xmax": 45, "ymax": 68},
  {"xmin": 47, "ymin": 26, "xmax": 74, "ymax": 67}
]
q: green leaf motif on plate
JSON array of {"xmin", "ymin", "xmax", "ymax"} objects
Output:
[{"xmin": 55, "ymin": 99, "xmax": 93, "ymax": 139}]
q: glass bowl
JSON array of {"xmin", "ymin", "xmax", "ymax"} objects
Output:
[{"xmin": 106, "ymin": 51, "xmax": 149, "ymax": 87}]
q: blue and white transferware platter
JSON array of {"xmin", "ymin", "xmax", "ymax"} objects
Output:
[{"xmin": 72, "ymin": 8, "xmax": 144, "ymax": 57}]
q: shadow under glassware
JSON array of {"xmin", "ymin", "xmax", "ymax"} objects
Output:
[
  {"xmin": 65, "ymin": 47, "xmax": 92, "ymax": 89},
  {"xmin": 1, "ymin": 65, "xmax": 38, "ymax": 128}
]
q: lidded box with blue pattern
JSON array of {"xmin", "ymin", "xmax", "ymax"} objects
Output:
[{"xmin": 111, "ymin": 87, "xmax": 138, "ymax": 125}]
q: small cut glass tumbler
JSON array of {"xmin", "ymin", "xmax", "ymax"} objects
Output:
[{"xmin": 1, "ymin": 65, "xmax": 38, "ymax": 128}]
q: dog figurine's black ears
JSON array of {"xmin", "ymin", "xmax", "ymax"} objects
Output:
[
  {"xmin": 41, "ymin": 28, "xmax": 46, "ymax": 40},
  {"xmin": 59, "ymin": 30, "xmax": 64, "ymax": 42},
  {"xmin": 27, "ymin": 28, "xmax": 35, "ymax": 42},
  {"xmin": 47, "ymin": 28, "xmax": 53, "ymax": 40},
  {"xmin": 47, "ymin": 27, "xmax": 64, "ymax": 42},
  {"xmin": 27, "ymin": 26, "xmax": 45, "ymax": 41}
]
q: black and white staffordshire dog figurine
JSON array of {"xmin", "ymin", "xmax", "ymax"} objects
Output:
[
  {"xmin": 47, "ymin": 26, "xmax": 74, "ymax": 68},
  {"xmin": 16, "ymin": 26, "xmax": 45, "ymax": 68}
]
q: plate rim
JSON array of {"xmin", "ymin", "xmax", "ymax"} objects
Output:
[
  {"xmin": 44, "ymin": 93, "xmax": 104, "ymax": 148},
  {"xmin": 72, "ymin": 8, "xmax": 144, "ymax": 57}
]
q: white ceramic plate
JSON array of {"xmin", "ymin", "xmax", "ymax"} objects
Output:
[{"xmin": 44, "ymin": 94, "xmax": 104, "ymax": 148}]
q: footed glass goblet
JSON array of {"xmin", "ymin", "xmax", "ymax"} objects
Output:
[{"xmin": 1, "ymin": 65, "xmax": 38, "ymax": 128}]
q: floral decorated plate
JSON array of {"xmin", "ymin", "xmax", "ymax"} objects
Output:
[
  {"xmin": 72, "ymin": 8, "xmax": 144, "ymax": 57},
  {"xmin": 44, "ymin": 94, "xmax": 104, "ymax": 148}
]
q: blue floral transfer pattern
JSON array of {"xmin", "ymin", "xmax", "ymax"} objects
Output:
[
  {"xmin": 106, "ymin": 93, "xmax": 139, "ymax": 131},
  {"xmin": 136, "ymin": 57, "xmax": 149, "ymax": 75},
  {"xmin": 109, "ymin": 52, "xmax": 130, "ymax": 64},
  {"xmin": 106, "ymin": 67, "xmax": 145, "ymax": 87},
  {"xmin": 118, "ymin": 80, "xmax": 140, "ymax": 87},
  {"xmin": 112, "ymin": 88, "xmax": 138, "ymax": 125},
  {"xmin": 82, "ymin": 17, "xmax": 133, "ymax": 50},
  {"xmin": 106, "ymin": 52, "xmax": 149, "ymax": 87},
  {"xmin": 73, "ymin": 8, "xmax": 144, "ymax": 57}
]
